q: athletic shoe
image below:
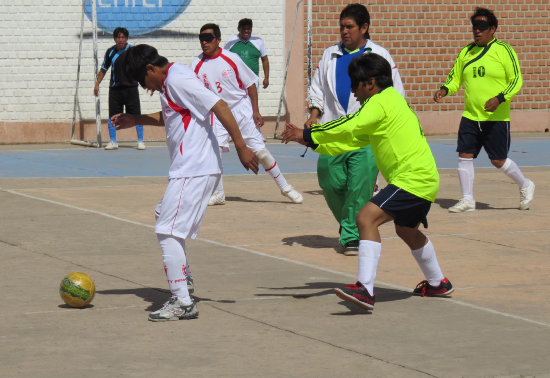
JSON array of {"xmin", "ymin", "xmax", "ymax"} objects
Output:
[
  {"xmin": 148, "ymin": 296, "xmax": 198, "ymax": 322},
  {"xmin": 104, "ymin": 141, "xmax": 118, "ymax": 150},
  {"xmin": 281, "ymin": 185, "xmax": 303, "ymax": 204},
  {"xmin": 342, "ymin": 240, "xmax": 359, "ymax": 256},
  {"xmin": 187, "ymin": 275, "xmax": 195, "ymax": 295},
  {"xmin": 334, "ymin": 281, "xmax": 375, "ymax": 310},
  {"xmin": 137, "ymin": 141, "xmax": 146, "ymax": 150},
  {"xmin": 519, "ymin": 179, "xmax": 535, "ymax": 210},
  {"xmin": 208, "ymin": 191, "xmax": 225, "ymax": 206},
  {"xmin": 413, "ymin": 277, "xmax": 454, "ymax": 297},
  {"xmin": 448, "ymin": 198, "xmax": 475, "ymax": 213}
]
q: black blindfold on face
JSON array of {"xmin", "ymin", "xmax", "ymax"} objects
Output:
[
  {"xmin": 199, "ymin": 33, "xmax": 216, "ymax": 43},
  {"xmin": 472, "ymin": 20, "xmax": 491, "ymax": 31}
]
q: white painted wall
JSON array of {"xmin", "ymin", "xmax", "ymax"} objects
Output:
[{"xmin": 0, "ymin": 1, "xmax": 285, "ymax": 123}]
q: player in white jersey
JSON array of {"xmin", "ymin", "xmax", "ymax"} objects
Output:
[
  {"xmin": 111, "ymin": 44, "xmax": 258, "ymax": 322},
  {"xmin": 190, "ymin": 23, "xmax": 303, "ymax": 205}
]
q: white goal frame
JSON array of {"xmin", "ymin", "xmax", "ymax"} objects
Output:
[{"xmin": 70, "ymin": 0, "xmax": 103, "ymax": 148}]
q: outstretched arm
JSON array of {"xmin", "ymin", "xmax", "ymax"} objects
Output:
[{"xmin": 111, "ymin": 111, "xmax": 164, "ymax": 129}]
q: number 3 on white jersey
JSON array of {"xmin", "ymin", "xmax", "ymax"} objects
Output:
[{"xmin": 216, "ymin": 81, "xmax": 222, "ymax": 93}]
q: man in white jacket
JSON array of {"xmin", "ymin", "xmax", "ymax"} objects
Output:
[{"xmin": 305, "ymin": 4, "xmax": 405, "ymax": 255}]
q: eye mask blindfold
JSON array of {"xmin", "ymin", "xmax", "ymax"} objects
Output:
[
  {"xmin": 472, "ymin": 20, "xmax": 491, "ymax": 31},
  {"xmin": 199, "ymin": 33, "xmax": 216, "ymax": 43}
]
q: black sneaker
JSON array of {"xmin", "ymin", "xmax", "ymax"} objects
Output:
[
  {"xmin": 334, "ymin": 282, "xmax": 375, "ymax": 310},
  {"xmin": 413, "ymin": 277, "xmax": 454, "ymax": 297},
  {"xmin": 343, "ymin": 240, "xmax": 359, "ymax": 256}
]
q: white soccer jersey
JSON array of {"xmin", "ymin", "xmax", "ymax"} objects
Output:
[
  {"xmin": 160, "ymin": 62, "xmax": 222, "ymax": 178},
  {"xmin": 190, "ymin": 49, "xmax": 257, "ymax": 109}
]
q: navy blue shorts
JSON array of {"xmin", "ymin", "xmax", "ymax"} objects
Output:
[
  {"xmin": 370, "ymin": 184, "xmax": 432, "ymax": 228},
  {"xmin": 457, "ymin": 117, "xmax": 510, "ymax": 160},
  {"xmin": 108, "ymin": 86, "xmax": 141, "ymax": 118}
]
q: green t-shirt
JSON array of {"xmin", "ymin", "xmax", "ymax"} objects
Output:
[
  {"xmin": 310, "ymin": 87, "xmax": 439, "ymax": 202},
  {"xmin": 441, "ymin": 38, "xmax": 523, "ymax": 121},
  {"xmin": 229, "ymin": 41, "xmax": 261, "ymax": 75}
]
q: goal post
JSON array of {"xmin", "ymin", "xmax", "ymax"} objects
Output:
[
  {"xmin": 70, "ymin": 0, "xmax": 102, "ymax": 148},
  {"xmin": 273, "ymin": 0, "xmax": 312, "ymax": 139}
]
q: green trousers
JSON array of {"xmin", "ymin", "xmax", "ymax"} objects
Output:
[{"xmin": 317, "ymin": 145, "xmax": 378, "ymax": 246}]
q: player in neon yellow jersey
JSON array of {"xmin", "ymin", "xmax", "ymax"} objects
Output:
[
  {"xmin": 434, "ymin": 7, "xmax": 534, "ymax": 212},
  {"xmin": 282, "ymin": 53, "xmax": 454, "ymax": 311}
]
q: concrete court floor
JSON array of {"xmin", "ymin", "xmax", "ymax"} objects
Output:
[{"xmin": 0, "ymin": 139, "xmax": 549, "ymax": 377}]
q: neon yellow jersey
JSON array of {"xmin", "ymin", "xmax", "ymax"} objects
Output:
[
  {"xmin": 442, "ymin": 38, "xmax": 522, "ymax": 121},
  {"xmin": 309, "ymin": 87, "xmax": 439, "ymax": 202}
]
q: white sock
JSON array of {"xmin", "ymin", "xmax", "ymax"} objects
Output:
[
  {"xmin": 500, "ymin": 158, "xmax": 528, "ymax": 188},
  {"xmin": 457, "ymin": 157, "xmax": 474, "ymax": 202},
  {"xmin": 157, "ymin": 234, "xmax": 192, "ymax": 305},
  {"xmin": 411, "ymin": 239, "xmax": 444, "ymax": 287},
  {"xmin": 357, "ymin": 240, "xmax": 381, "ymax": 296},
  {"xmin": 214, "ymin": 176, "xmax": 224, "ymax": 194},
  {"xmin": 256, "ymin": 149, "xmax": 290, "ymax": 190}
]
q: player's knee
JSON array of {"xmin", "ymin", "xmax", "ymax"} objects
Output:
[{"xmin": 255, "ymin": 148, "xmax": 275, "ymax": 170}]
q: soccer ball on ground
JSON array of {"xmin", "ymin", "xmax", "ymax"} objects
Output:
[{"xmin": 59, "ymin": 272, "xmax": 95, "ymax": 308}]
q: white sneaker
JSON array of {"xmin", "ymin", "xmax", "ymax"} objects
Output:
[
  {"xmin": 448, "ymin": 198, "xmax": 475, "ymax": 213},
  {"xmin": 281, "ymin": 185, "xmax": 303, "ymax": 204},
  {"xmin": 104, "ymin": 141, "xmax": 118, "ymax": 150},
  {"xmin": 208, "ymin": 191, "xmax": 225, "ymax": 206},
  {"xmin": 137, "ymin": 141, "xmax": 146, "ymax": 150},
  {"xmin": 519, "ymin": 179, "xmax": 535, "ymax": 210},
  {"xmin": 148, "ymin": 296, "xmax": 198, "ymax": 322}
]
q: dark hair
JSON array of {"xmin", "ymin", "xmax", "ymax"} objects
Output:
[
  {"xmin": 113, "ymin": 27, "xmax": 129, "ymax": 39},
  {"xmin": 238, "ymin": 18, "xmax": 253, "ymax": 28},
  {"xmin": 348, "ymin": 53, "xmax": 393, "ymax": 90},
  {"xmin": 123, "ymin": 44, "xmax": 169, "ymax": 87},
  {"xmin": 200, "ymin": 23, "xmax": 221, "ymax": 39},
  {"xmin": 470, "ymin": 7, "xmax": 498, "ymax": 29},
  {"xmin": 340, "ymin": 3, "xmax": 370, "ymax": 40}
]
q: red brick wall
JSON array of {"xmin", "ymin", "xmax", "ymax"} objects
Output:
[{"xmin": 304, "ymin": 1, "xmax": 550, "ymax": 114}]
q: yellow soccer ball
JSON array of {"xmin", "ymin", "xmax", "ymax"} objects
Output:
[{"xmin": 59, "ymin": 272, "xmax": 96, "ymax": 308}]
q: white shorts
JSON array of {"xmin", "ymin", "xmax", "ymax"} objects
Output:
[
  {"xmin": 212, "ymin": 97, "xmax": 265, "ymax": 153},
  {"xmin": 155, "ymin": 174, "xmax": 220, "ymax": 239}
]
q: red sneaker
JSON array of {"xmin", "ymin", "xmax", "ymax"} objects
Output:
[
  {"xmin": 334, "ymin": 282, "xmax": 375, "ymax": 310},
  {"xmin": 413, "ymin": 277, "xmax": 454, "ymax": 297}
]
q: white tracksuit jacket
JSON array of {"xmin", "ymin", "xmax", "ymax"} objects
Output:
[{"xmin": 307, "ymin": 40, "xmax": 405, "ymax": 123}]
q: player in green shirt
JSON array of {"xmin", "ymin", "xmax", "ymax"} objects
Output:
[
  {"xmin": 224, "ymin": 18, "xmax": 270, "ymax": 89},
  {"xmin": 282, "ymin": 53, "xmax": 454, "ymax": 311},
  {"xmin": 434, "ymin": 7, "xmax": 534, "ymax": 213}
]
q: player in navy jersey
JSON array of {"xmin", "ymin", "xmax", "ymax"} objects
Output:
[{"xmin": 94, "ymin": 27, "xmax": 145, "ymax": 150}]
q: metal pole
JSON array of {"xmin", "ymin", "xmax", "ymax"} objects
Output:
[
  {"xmin": 307, "ymin": 0, "xmax": 312, "ymax": 88},
  {"xmin": 92, "ymin": 0, "xmax": 102, "ymax": 147},
  {"xmin": 274, "ymin": 0, "xmax": 304, "ymax": 139},
  {"xmin": 70, "ymin": 0, "xmax": 87, "ymax": 142}
]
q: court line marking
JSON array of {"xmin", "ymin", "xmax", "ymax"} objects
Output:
[{"xmin": 4, "ymin": 188, "xmax": 550, "ymax": 329}]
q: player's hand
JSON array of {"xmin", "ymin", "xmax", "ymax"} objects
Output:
[
  {"xmin": 484, "ymin": 97, "xmax": 500, "ymax": 112},
  {"xmin": 111, "ymin": 113, "xmax": 136, "ymax": 130},
  {"xmin": 235, "ymin": 145, "xmax": 259, "ymax": 174},
  {"xmin": 263, "ymin": 77, "xmax": 269, "ymax": 89},
  {"xmin": 253, "ymin": 111, "xmax": 264, "ymax": 127},
  {"xmin": 303, "ymin": 118, "xmax": 315, "ymax": 129},
  {"xmin": 281, "ymin": 123, "xmax": 306, "ymax": 145},
  {"xmin": 433, "ymin": 89, "xmax": 446, "ymax": 103},
  {"xmin": 93, "ymin": 85, "xmax": 99, "ymax": 97}
]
